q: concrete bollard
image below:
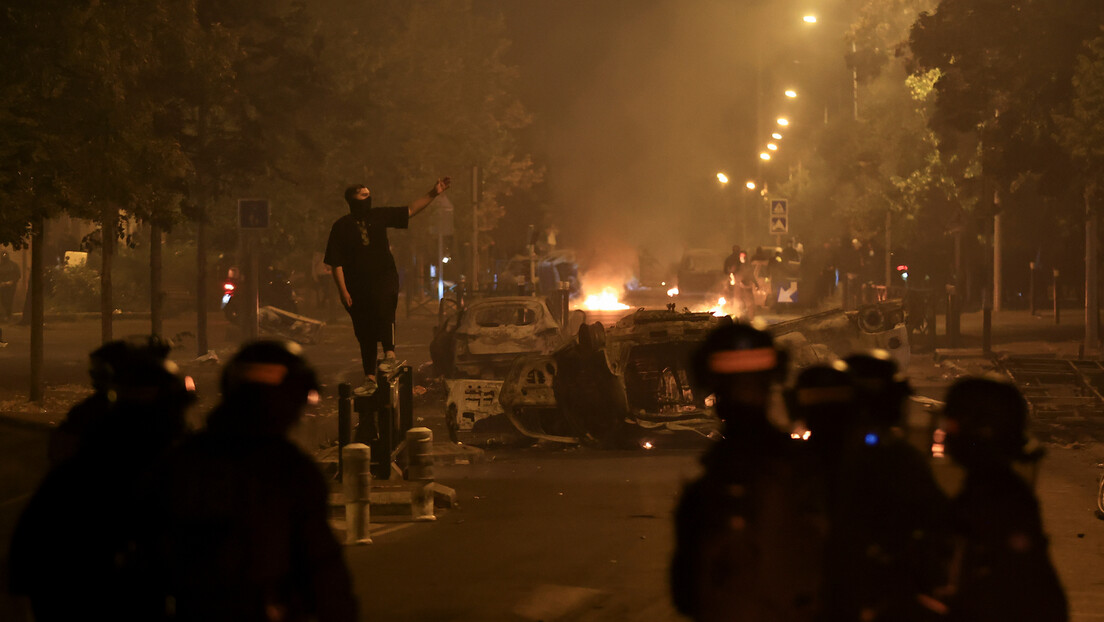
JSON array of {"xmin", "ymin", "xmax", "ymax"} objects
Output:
[
  {"xmin": 406, "ymin": 427, "xmax": 436, "ymax": 521},
  {"xmin": 342, "ymin": 443, "xmax": 372, "ymax": 544}
]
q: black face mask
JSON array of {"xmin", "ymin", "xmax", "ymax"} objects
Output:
[{"xmin": 348, "ymin": 195, "xmax": 372, "ymax": 219}]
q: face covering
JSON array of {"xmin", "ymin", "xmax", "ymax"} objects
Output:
[{"xmin": 348, "ymin": 194, "xmax": 372, "ymax": 219}]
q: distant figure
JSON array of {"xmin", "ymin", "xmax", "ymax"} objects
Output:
[
  {"xmin": 942, "ymin": 376, "xmax": 1068, "ymax": 622},
  {"xmin": 150, "ymin": 340, "xmax": 357, "ymax": 622},
  {"xmin": 48, "ymin": 336, "xmax": 173, "ymax": 465},
  {"xmin": 9, "ymin": 343, "xmax": 195, "ymax": 621},
  {"xmin": 671, "ymin": 322, "xmax": 822, "ymax": 621},
  {"xmin": 839, "ymin": 238, "xmax": 864, "ymax": 310},
  {"xmin": 829, "ymin": 350, "xmax": 950, "ymax": 621},
  {"xmin": 0, "ymin": 250, "xmax": 20, "ymax": 321},
  {"xmin": 325, "ymin": 178, "xmax": 450, "ymax": 396}
]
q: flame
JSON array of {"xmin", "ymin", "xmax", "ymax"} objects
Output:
[
  {"xmin": 580, "ymin": 287, "xmax": 630, "ymax": 311},
  {"xmin": 667, "ymin": 286, "xmax": 679, "ymax": 297},
  {"xmin": 708, "ymin": 297, "xmax": 729, "ymax": 317}
]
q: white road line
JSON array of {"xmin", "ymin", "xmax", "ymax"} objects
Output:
[{"xmin": 371, "ymin": 522, "xmax": 415, "ymax": 537}]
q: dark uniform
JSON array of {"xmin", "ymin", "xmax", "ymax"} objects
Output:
[
  {"xmin": 825, "ymin": 351, "xmax": 950, "ymax": 622},
  {"xmin": 671, "ymin": 323, "xmax": 823, "ymax": 621},
  {"xmin": 324, "ymin": 198, "xmax": 408, "ymax": 376},
  {"xmin": 9, "ymin": 346, "xmax": 193, "ymax": 622},
  {"xmin": 943, "ymin": 377, "xmax": 1067, "ymax": 622},
  {"xmin": 149, "ymin": 341, "xmax": 357, "ymax": 622}
]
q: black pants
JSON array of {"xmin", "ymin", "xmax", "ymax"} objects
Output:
[{"xmin": 345, "ymin": 289, "xmax": 398, "ymax": 375}]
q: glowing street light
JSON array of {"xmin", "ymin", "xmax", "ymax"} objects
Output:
[
  {"xmin": 803, "ymin": 14, "xmax": 817, "ymax": 23},
  {"xmin": 785, "ymin": 89, "xmax": 798, "ymax": 98},
  {"xmin": 746, "ymin": 181, "xmax": 757, "ymax": 190},
  {"xmin": 772, "ymin": 132, "xmax": 783, "ymax": 140},
  {"xmin": 767, "ymin": 143, "xmax": 778, "ymax": 151},
  {"xmin": 777, "ymin": 117, "xmax": 790, "ymax": 126},
  {"xmin": 716, "ymin": 172, "xmax": 729, "ymax": 184},
  {"xmin": 760, "ymin": 152, "xmax": 772, "ymax": 161}
]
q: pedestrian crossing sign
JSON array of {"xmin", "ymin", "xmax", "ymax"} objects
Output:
[{"xmin": 769, "ymin": 199, "xmax": 788, "ymax": 234}]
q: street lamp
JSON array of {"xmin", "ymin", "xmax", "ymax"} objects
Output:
[
  {"xmin": 767, "ymin": 143, "xmax": 778, "ymax": 151},
  {"xmin": 777, "ymin": 117, "xmax": 790, "ymax": 126},
  {"xmin": 772, "ymin": 132, "xmax": 783, "ymax": 140},
  {"xmin": 760, "ymin": 152, "xmax": 772, "ymax": 161},
  {"xmin": 716, "ymin": 172, "xmax": 729, "ymax": 184},
  {"xmin": 785, "ymin": 89, "xmax": 798, "ymax": 98},
  {"xmin": 746, "ymin": 181, "xmax": 757, "ymax": 190},
  {"xmin": 801, "ymin": 13, "xmax": 858, "ymax": 121}
]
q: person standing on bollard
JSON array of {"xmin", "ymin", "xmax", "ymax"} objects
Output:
[
  {"xmin": 671, "ymin": 322, "xmax": 823, "ymax": 621},
  {"xmin": 150, "ymin": 340, "xmax": 357, "ymax": 622},
  {"xmin": 942, "ymin": 376, "xmax": 1067, "ymax": 622},
  {"xmin": 9, "ymin": 344, "xmax": 195, "ymax": 621},
  {"xmin": 325, "ymin": 177, "xmax": 451, "ymax": 396}
]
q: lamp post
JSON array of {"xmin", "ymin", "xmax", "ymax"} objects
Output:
[{"xmin": 803, "ymin": 14, "xmax": 859, "ymax": 122}]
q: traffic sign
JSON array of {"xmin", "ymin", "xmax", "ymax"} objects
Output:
[
  {"xmin": 769, "ymin": 199, "xmax": 788, "ymax": 234},
  {"xmin": 238, "ymin": 199, "xmax": 270, "ymax": 229}
]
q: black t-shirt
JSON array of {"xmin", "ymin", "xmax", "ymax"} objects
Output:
[{"xmin": 324, "ymin": 207, "xmax": 409, "ymax": 298}]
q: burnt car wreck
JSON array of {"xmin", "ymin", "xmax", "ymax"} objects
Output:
[{"xmin": 432, "ymin": 295, "xmax": 911, "ymax": 448}]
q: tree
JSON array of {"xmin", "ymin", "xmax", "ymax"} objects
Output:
[{"xmin": 1057, "ymin": 33, "xmax": 1104, "ymax": 345}]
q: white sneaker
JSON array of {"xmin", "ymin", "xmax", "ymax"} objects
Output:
[
  {"xmin": 378, "ymin": 357, "xmax": 397, "ymax": 375},
  {"xmin": 353, "ymin": 376, "xmax": 377, "ymax": 396}
]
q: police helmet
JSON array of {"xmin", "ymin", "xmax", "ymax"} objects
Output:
[
  {"xmin": 843, "ymin": 349, "xmax": 911, "ymax": 425},
  {"xmin": 690, "ymin": 322, "xmax": 786, "ymax": 393},
  {"xmin": 943, "ymin": 375, "xmax": 1031, "ymax": 464},
  {"xmin": 221, "ymin": 340, "xmax": 320, "ymax": 407},
  {"xmin": 785, "ymin": 361, "xmax": 856, "ymax": 425},
  {"xmin": 89, "ymin": 335, "xmax": 173, "ymax": 393}
]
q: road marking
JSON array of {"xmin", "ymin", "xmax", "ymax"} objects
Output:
[
  {"xmin": 512, "ymin": 584, "xmax": 606, "ymax": 620},
  {"xmin": 371, "ymin": 522, "xmax": 414, "ymax": 537}
]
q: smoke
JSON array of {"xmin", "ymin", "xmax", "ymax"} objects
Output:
[{"xmin": 501, "ymin": 0, "xmax": 768, "ymax": 274}]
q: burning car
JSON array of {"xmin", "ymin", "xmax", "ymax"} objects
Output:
[{"xmin": 500, "ymin": 308, "xmax": 730, "ymax": 447}]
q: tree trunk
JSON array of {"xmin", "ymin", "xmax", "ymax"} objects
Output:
[
  {"xmin": 29, "ymin": 215, "xmax": 44, "ymax": 402},
  {"xmin": 101, "ymin": 205, "xmax": 115, "ymax": 344},
  {"xmin": 196, "ymin": 212, "xmax": 208, "ymax": 356},
  {"xmin": 150, "ymin": 221, "xmax": 163, "ymax": 337},
  {"xmin": 1086, "ymin": 184, "xmax": 1099, "ymax": 351}
]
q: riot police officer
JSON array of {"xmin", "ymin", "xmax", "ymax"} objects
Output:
[
  {"xmin": 942, "ymin": 376, "xmax": 1067, "ymax": 622},
  {"xmin": 830, "ymin": 350, "xmax": 949, "ymax": 621},
  {"xmin": 10, "ymin": 341, "xmax": 195, "ymax": 621},
  {"xmin": 671, "ymin": 322, "xmax": 822, "ymax": 621},
  {"xmin": 150, "ymin": 340, "xmax": 357, "ymax": 622}
]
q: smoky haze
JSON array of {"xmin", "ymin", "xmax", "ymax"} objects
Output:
[{"xmin": 496, "ymin": 0, "xmax": 774, "ymax": 282}]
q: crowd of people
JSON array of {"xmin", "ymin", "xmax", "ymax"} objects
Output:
[
  {"xmin": 671, "ymin": 322, "xmax": 1067, "ymax": 622},
  {"xmin": 9, "ymin": 337, "xmax": 356, "ymax": 622},
  {"xmin": 6, "ymin": 321, "xmax": 1066, "ymax": 621}
]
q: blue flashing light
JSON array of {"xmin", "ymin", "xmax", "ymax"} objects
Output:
[{"xmin": 864, "ymin": 433, "xmax": 879, "ymax": 446}]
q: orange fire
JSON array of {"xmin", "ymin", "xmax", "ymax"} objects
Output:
[{"xmin": 579, "ymin": 287, "xmax": 631, "ymax": 311}]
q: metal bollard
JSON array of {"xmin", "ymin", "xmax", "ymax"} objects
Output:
[
  {"xmin": 338, "ymin": 383, "xmax": 353, "ymax": 480},
  {"xmin": 342, "ymin": 443, "xmax": 372, "ymax": 545},
  {"xmin": 406, "ymin": 427, "xmax": 436, "ymax": 521}
]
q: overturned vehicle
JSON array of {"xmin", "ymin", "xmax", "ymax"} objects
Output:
[
  {"xmin": 436, "ymin": 304, "xmax": 730, "ymax": 447},
  {"xmin": 434, "ymin": 296, "xmax": 910, "ymax": 448}
]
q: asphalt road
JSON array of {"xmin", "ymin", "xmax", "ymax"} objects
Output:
[{"xmin": 2, "ymin": 307, "xmax": 1104, "ymax": 620}]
